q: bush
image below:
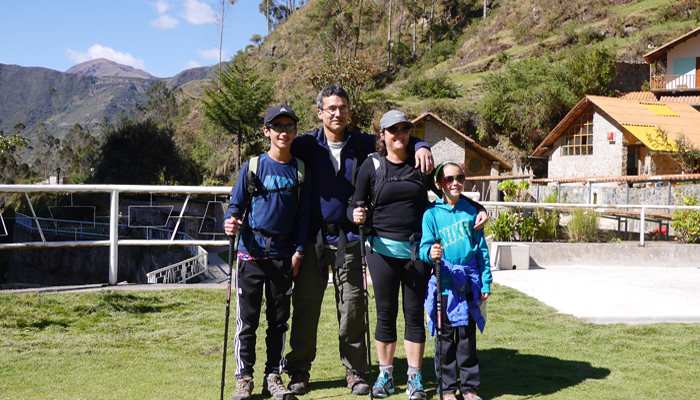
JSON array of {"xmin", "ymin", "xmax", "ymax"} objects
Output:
[
  {"xmin": 671, "ymin": 196, "xmax": 700, "ymax": 244},
  {"xmin": 402, "ymin": 76, "xmax": 460, "ymax": 99},
  {"xmin": 486, "ymin": 210, "xmax": 518, "ymax": 242},
  {"xmin": 535, "ymin": 208, "xmax": 560, "ymax": 241},
  {"xmin": 565, "ymin": 209, "xmax": 600, "ymax": 242},
  {"xmin": 499, "ymin": 180, "xmax": 530, "ymax": 202},
  {"xmin": 425, "ymin": 40, "xmax": 457, "ymax": 65}
]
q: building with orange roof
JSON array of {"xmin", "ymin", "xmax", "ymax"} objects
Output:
[{"xmin": 644, "ymin": 25, "xmax": 700, "ymax": 94}]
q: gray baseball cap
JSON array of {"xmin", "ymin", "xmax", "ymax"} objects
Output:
[{"xmin": 380, "ymin": 110, "xmax": 416, "ymax": 130}]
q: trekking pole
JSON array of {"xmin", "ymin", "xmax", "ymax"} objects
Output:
[
  {"xmin": 357, "ymin": 201, "xmax": 373, "ymax": 400},
  {"xmin": 434, "ymin": 237, "xmax": 443, "ymax": 400},
  {"xmin": 220, "ymin": 213, "xmax": 239, "ymax": 400}
]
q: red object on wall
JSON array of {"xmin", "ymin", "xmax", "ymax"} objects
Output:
[{"xmin": 608, "ymin": 132, "xmax": 614, "ymax": 141}]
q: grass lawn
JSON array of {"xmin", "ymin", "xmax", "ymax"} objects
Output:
[{"xmin": 1, "ymin": 284, "xmax": 699, "ymax": 399}]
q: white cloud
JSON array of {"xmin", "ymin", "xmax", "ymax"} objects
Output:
[
  {"xmin": 180, "ymin": 0, "xmax": 216, "ymax": 25},
  {"xmin": 66, "ymin": 44, "xmax": 146, "ymax": 70},
  {"xmin": 198, "ymin": 48, "xmax": 224, "ymax": 60},
  {"xmin": 153, "ymin": 0, "xmax": 170, "ymax": 14},
  {"xmin": 150, "ymin": 14, "xmax": 179, "ymax": 29},
  {"xmin": 183, "ymin": 60, "xmax": 201, "ymax": 70}
]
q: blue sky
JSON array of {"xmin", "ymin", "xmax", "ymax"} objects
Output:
[{"xmin": 0, "ymin": 0, "xmax": 268, "ymax": 78}]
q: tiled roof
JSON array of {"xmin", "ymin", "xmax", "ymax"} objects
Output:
[
  {"xmin": 531, "ymin": 95, "xmax": 700, "ymax": 156},
  {"xmin": 620, "ymin": 91, "xmax": 700, "ymax": 104}
]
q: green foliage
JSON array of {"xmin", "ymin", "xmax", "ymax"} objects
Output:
[
  {"xmin": 516, "ymin": 214, "xmax": 537, "ymax": 242},
  {"xmin": 201, "ymin": 53, "xmax": 273, "ymax": 173},
  {"xmin": 308, "ymin": 56, "xmax": 379, "ymax": 129},
  {"xmin": 425, "ymin": 40, "xmax": 457, "ymax": 65},
  {"xmin": 92, "ymin": 119, "xmax": 194, "ymax": 185},
  {"xmin": 535, "ymin": 207, "xmax": 560, "ymax": 241},
  {"xmin": 565, "ymin": 208, "xmax": 600, "ymax": 243},
  {"xmin": 402, "ymin": 75, "xmax": 460, "ymax": 99},
  {"xmin": 651, "ymin": 132, "xmax": 700, "ymax": 174},
  {"xmin": 0, "ymin": 131, "xmax": 30, "ymax": 154},
  {"xmin": 544, "ymin": 188, "xmax": 568, "ymax": 203},
  {"xmin": 478, "ymin": 47, "xmax": 617, "ymax": 151},
  {"xmin": 671, "ymin": 195, "xmax": 700, "ymax": 244},
  {"xmin": 498, "ymin": 180, "xmax": 530, "ymax": 202},
  {"xmin": 486, "ymin": 210, "xmax": 518, "ymax": 242},
  {"xmin": 58, "ymin": 123, "xmax": 100, "ymax": 182}
]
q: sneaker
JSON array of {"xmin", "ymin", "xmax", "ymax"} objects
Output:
[
  {"xmin": 287, "ymin": 370, "xmax": 310, "ymax": 395},
  {"xmin": 371, "ymin": 370, "xmax": 395, "ymax": 398},
  {"xmin": 345, "ymin": 370, "xmax": 371, "ymax": 395},
  {"xmin": 230, "ymin": 375, "xmax": 254, "ymax": 400},
  {"xmin": 263, "ymin": 373, "xmax": 296, "ymax": 400},
  {"xmin": 442, "ymin": 394, "xmax": 457, "ymax": 400},
  {"xmin": 405, "ymin": 373, "xmax": 427, "ymax": 400},
  {"xmin": 463, "ymin": 393, "xmax": 482, "ymax": 400}
]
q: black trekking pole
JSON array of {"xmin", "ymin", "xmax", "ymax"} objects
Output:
[
  {"xmin": 220, "ymin": 213, "xmax": 239, "ymax": 400},
  {"xmin": 434, "ymin": 237, "xmax": 443, "ymax": 400},
  {"xmin": 357, "ymin": 201, "xmax": 374, "ymax": 400}
]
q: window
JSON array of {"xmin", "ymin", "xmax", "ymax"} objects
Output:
[
  {"xmin": 562, "ymin": 113, "xmax": 594, "ymax": 156},
  {"xmin": 413, "ymin": 121, "xmax": 424, "ymax": 140}
]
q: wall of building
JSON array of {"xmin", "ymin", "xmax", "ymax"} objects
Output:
[
  {"xmin": 424, "ymin": 120, "xmax": 466, "ymax": 168},
  {"xmin": 667, "ymin": 36, "xmax": 700, "ymax": 74},
  {"xmin": 547, "ymin": 112, "xmax": 625, "ymax": 178}
]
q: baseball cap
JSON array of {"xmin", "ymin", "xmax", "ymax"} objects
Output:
[
  {"xmin": 380, "ymin": 110, "xmax": 416, "ymax": 130},
  {"xmin": 264, "ymin": 105, "xmax": 299, "ymax": 125}
]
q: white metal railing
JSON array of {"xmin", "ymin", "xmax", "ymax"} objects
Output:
[
  {"xmin": 14, "ymin": 212, "xmax": 208, "ymax": 283},
  {"xmin": 482, "ymin": 201, "xmax": 700, "ymax": 246},
  {"xmin": 0, "ymin": 184, "xmax": 231, "ymax": 285}
]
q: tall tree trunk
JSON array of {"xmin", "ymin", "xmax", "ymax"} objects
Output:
[
  {"xmin": 483, "ymin": 0, "xmax": 487, "ymax": 19},
  {"xmin": 355, "ymin": 0, "xmax": 364, "ymax": 57},
  {"xmin": 412, "ymin": 0, "xmax": 417, "ymax": 58},
  {"xmin": 429, "ymin": 0, "xmax": 434, "ymax": 50},
  {"xmin": 267, "ymin": 0, "xmax": 270, "ymax": 35},
  {"xmin": 387, "ymin": 0, "xmax": 392, "ymax": 72}
]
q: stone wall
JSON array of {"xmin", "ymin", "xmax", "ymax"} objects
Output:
[
  {"xmin": 609, "ymin": 62, "xmax": 649, "ymax": 93},
  {"xmin": 530, "ymin": 183, "xmax": 700, "ymax": 206}
]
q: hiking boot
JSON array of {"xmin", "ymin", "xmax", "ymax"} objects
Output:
[
  {"xmin": 405, "ymin": 373, "xmax": 427, "ymax": 400},
  {"xmin": 287, "ymin": 369, "xmax": 310, "ymax": 395},
  {"xmin": 263, "ymin": 373, "xmax": 296, "ymax": 400},
  {"xmin": 345, "ymin": 370, "xmax": 371, "ymax": 395},
  {"xmin": 442, "ymin": 394, "xmax": 457, "ymax": 400},
  {"xmin": 371, "ymin": 370, "xmax": 395, "ymax": 398},
  {"xmin": 463, "ymin": 393, "xmax": 482, "ymax": 400},
  {"xmin": 230, "ymin": 375, "xmax": 254, "ymax": 400}
]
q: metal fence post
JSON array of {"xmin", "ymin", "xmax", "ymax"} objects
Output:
[
  {"xmin": 109, "ymin": 189, "xmax": 120, "ymax": 285},
  {"xmin": 640, "ymin": 206, "xmax": 645, "ymax": 247}
]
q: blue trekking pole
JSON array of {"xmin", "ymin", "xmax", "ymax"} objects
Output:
[
  {"xmin": 357, "ymin": 201, "xmax": 374, "ymax": 400},
  {"xmin": 434, "ymin": 237, "xmax": 443, "ymax": 400},
  {"xmin": 220, "ymin": 213, "xmax": 239, "ymax": 400}
]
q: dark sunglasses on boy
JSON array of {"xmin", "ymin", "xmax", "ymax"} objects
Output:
[
  {"xmin": 268, "ymin": 123, "xmax": 297, "ymax": 133},
  {"xmin": 385, "ymin": 126, "xmax": 412, "ymax": 135},
  {"xmin": 443, "ymin": 174, "xmax": 466, "ymax": 185}
]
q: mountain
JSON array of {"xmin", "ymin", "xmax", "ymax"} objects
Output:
[{"xmin": 65, "ymin": 58, "xmax": 156, "ymax": 79}]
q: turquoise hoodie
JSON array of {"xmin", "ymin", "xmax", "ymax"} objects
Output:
[{"xmin": 419, "ymin": 197, "xmax": 492, "ymax": 294}]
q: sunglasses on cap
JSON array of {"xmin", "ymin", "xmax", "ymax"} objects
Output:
[
  {"xmin": 385, "ymin": 126, "xmax": 412, "ymax": 135},
  {"xmin": 267, "ymin": 123, "xmax": 297, "ymax": 133},
  {"xmin": 443, "ymin": 174, "xmax": 466, "ymax": 185}
]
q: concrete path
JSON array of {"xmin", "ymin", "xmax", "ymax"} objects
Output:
[{"xmin": 493, "ymin": 264, "xmax": 700, "ymax": 324}]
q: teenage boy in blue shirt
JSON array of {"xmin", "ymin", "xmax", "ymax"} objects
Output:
[{"xmin": 224, "ymin": 105, "xmax": 312, "ymax": 400}]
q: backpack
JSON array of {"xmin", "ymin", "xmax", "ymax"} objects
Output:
[
  {"xmin": 245, "ymin": 155, "xmax": 306, "ymax": 202},
  {"xmin": 368, "ymin": 153, "xmax": 428, "ymax": 212}
]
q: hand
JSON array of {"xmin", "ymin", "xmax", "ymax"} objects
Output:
[
  {"xmin": 430, "ymin": 243, "xmax": 443, "ymax": 261},
  {"xmin": 474, "ymin": 210, "xmax": 488, "ymax": 230},
  {"xmin": 292, "ymin": 252, "xmax": 303, "ymax": 277},
  {"xmin": 414, "ymin": 147, "xmax": 435, "ymax": 174},
  {"xmin": 224, "ymin": 216, "xmax": 243, "ymax": 236},
  {"xmin": 353, "ymin": 206, "xmax": 367, "ymax": 225},
  {"xmin": 480, "ymin": 292, "xmax": 490, "ymax": 303}
]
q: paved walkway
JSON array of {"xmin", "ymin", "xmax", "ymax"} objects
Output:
[{"xmin": 493, "ymin": 264, "xmax": 700, "ymax": 324}]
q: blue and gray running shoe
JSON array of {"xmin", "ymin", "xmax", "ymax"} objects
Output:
[
  {"xmin": 372, "ymin": 370, "xmax": 395, "ymax": 398},
  {"xmin": 405, "ymin": 373, "xmax": 427, "ymax": 400}
]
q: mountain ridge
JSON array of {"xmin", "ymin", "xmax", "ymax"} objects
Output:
[{"xmin": 65, "ymin": 58, "xmax": 156, "ymax": 79}]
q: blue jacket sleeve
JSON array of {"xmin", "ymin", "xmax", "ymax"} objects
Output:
[
  {"xmin": 294, "ymin": 165, "xmax": 313, "ymax": 252},
  {"xmin": 409, "ymin": 135, "xmax": 430, "ymax": 153},
  {"xmin": 474, "ymin": 228, "xmax": 492, "ymax": 293},
  {"xmin": 419, "ymin": 208, "xmax": 438, "ymax": 265},
  {"xmin": 224, "ymin": 162, "xmax": 250, "ymax": 225}
]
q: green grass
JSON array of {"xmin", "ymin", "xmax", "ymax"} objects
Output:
[{"xmin": 1, "ymin": 285, "xmax": 699, "ymax": 399}]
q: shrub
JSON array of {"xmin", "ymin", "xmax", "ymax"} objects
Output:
[
  {"xmin": 425, "ymin": 40, "xmax": 457, "ymax": 65},
  {"xmin": 671, "ymin": 196, "xmax": 700, "ymax": 244},
  {"xmin": 535, "ymin": 207, "xmax": 560, "ymax": 241},
  {"xmin": 485, "ymin": 210, "xmax": 518, "ymax": 242},
  {"xmin": 516, "ymin": 214, "xmax": 537, "ymax": 242},
  {"xmin": 565, "ymin": 209, "xmax": 600, "ymax": 242},
  {"xmin": 402, "ymin": 76, "xmax": 460, "ymax": 99},
  {"xmin": 499, "ymin": 180, "xmax": 530, "ymax": 202}
]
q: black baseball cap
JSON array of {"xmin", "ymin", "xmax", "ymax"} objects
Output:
[{"xmin": 264, "ymin": 105, "xmax": 299, "ymax": 125}]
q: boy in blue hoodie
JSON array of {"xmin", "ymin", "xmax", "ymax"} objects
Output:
[
  {"xmin": 224, "ymin": 105, "xmax": 312, "ymax": 400},
  {"xmin": 419, "ymin": 162, "xmax": 492, "ymax": 400}
]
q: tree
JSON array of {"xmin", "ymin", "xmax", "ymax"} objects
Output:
[
  {"xmin": 0, "ymin": 130, "xmax": 30, "ymax": 154},
  {"xmin": 58, "ymin": 123, "xmax": 100, "ymax": 180},
  {"xmin": 134, "ymin": 80, "xmax": 178, "ymax": 127},
  {"xmin": 201, "ymin": 54, "xmax": 273, "ymax": 173},
  {"xmin": 250, "ymin": 34, "xmax": 263, "ymax": 46},
  {"xmin": 33, "ymin": 123, "xmax": 61, "ymax": 178}
]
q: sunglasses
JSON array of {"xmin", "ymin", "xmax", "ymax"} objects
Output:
[
  {"xmin": 268, "ymin": 123, "xmax": 297, "ymax": 133},
  {"xmin": 385, "ymin": 126, "xmax": 412, "ymax": 135},
  {"xmin": 442, "ymin": 174, "xmax": 466, "ymax": 185}
]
